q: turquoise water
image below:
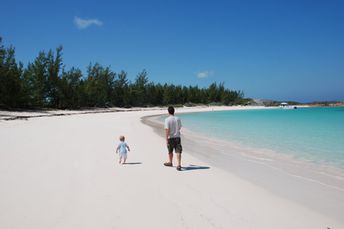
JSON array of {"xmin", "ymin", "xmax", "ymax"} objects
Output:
[{"xmin": 179, "ymin": 107, "xmax": 344, "ymax": 168}]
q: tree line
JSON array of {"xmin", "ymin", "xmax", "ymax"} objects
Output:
[{"xmin": 0, "ymin": 37, "xmax": 246, "ymax": 109}]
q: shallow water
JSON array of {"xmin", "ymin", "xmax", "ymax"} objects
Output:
[{"xmin": 179, "ymin": 107, "xmax": 344, "ymax": 169}]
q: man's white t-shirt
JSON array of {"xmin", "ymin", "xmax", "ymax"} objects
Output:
[{"xmin": 164, "ymin": 115, "xmax": 182, "ymax": 138}]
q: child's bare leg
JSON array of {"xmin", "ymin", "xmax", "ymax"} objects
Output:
[{"xmin": 119, "ymin": 156, "xmax": 122, "ymax": 164}]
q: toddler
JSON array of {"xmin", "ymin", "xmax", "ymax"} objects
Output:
[{"xmin": 116, "ymin": 136, "xmax": 130, "ymax": 164}]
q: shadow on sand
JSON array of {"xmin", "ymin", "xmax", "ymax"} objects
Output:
[
  {"xmin": 123, "ymin": 162, "xmax": 142, "ymax": 165},
  {"xmin": 182, "ymin": 164, "xmax": 210, "ymax": 171}
]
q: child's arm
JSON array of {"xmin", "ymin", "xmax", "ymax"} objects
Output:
[
  {"xmin": 126, "ymin": 143, "xmax": 130, "ymax": 152},
  {"xmin": 116, "ymin": 145, "xmax": 119, "ymax": 153}
]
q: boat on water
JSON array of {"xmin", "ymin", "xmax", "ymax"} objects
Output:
[{"xmin": 279, "ymin": 102, "xmax": 297, "ymax": 109}]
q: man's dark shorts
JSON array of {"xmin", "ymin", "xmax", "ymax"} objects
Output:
[{"xmin": 167, "ymin": 137, "xmax": 182, "ymax": 154}]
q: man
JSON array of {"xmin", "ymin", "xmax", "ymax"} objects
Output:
[{"xmin": 164, "ymin": 106, "xmax": 183, "ymax": 171}]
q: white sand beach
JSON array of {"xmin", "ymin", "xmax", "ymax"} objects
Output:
[{"xmin": 0, "ymin": 106, "xmax": 343, "ymax": 229}]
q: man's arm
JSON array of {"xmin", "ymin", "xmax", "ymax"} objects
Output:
[
  {"xmin": 164, "ymin": 118, "xmax": 169, "ymax": 144},
  {"xmin": 165, "ymin": 128, "xmax": 169, "ymax": 144}
]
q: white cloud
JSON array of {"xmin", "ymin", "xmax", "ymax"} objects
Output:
[
  {"xmin": 196, "ymin": 70, "xmax": 214, "ymax": 79},
  {"xmin": 74, "ymin": 16, "xmax": 103, "ymax": 29}
]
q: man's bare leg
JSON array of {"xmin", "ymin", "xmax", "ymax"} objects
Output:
[
  {"xmin": 164, "ymin": 152, "xmax": 173, "ymax": 166},
  {"xmin": 176, "ymin": 153, "xmax": 181, "ymax": 167},
  {"xmin": 168, "ymin": 152, "xmax": 173, "ymax": 164}
]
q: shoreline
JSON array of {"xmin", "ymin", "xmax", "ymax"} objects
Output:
[
  {"xmin": 0, "ymin": 103, "xmax": 342, "ymax": 121},
  {"xmin": 0, "ymin": 104, "xmax": 307, "ymax": 121},
  {"xmin": 0, "ymin": 107, "xmax": 167, "ymax": 121},
  {"xmin": 142, "ymin": 107, "xmax": 344, "ymax": 223}
]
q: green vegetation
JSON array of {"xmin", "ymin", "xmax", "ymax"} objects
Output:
[{"xmin": 0, "ymin": 37, "xmax": 245, "ymax": 109}]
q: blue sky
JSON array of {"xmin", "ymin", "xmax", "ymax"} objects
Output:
[{"xmin": 1, "ymin": 0, "xmax": 343, "ymax": 102}]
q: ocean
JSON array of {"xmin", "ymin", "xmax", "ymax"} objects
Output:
[{"xmin": 179, "ymin": 107, "xmax": 344, "ymax": 169}]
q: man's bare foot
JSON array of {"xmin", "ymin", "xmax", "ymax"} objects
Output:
[{"xmin": 164, "ymin": 162, "xmax": 173, "ymax": 167}]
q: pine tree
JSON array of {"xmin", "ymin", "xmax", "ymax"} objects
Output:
[
  {"xmin": 132, "ymin": 69, "xmax": 149, "ymax": 106},
  {"xmin": 59, "ymin": 67, "xmax": 83, "ymax": 108},
  {"xmin": 46, "ymin": 46, "xmax": 63, "ymax": 107},
  {"xmin": 22, "ymin": 52, "xmax": 48, "ymax": 107},
  {"xmin": 0, "ymin": 37, "xmax": 24, "ymax": 108}
]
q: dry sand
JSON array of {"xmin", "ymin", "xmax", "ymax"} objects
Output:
[{"xmin": 0, "ymin": 106, "xmax": 343, "ymax": 229}]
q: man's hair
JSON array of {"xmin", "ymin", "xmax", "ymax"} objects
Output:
[{"xmin": 168, "ymin": 106, "xmax": 175, "ymax": 115}]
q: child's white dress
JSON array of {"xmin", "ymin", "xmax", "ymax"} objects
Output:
[{"xmin": 117, "ymin": 142, "xmax": 128, "ymax": 159}]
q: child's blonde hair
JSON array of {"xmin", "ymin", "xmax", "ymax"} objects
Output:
[{"xmin": 120, "ymin": 135, "xmax": 125, "ymax": 141}]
